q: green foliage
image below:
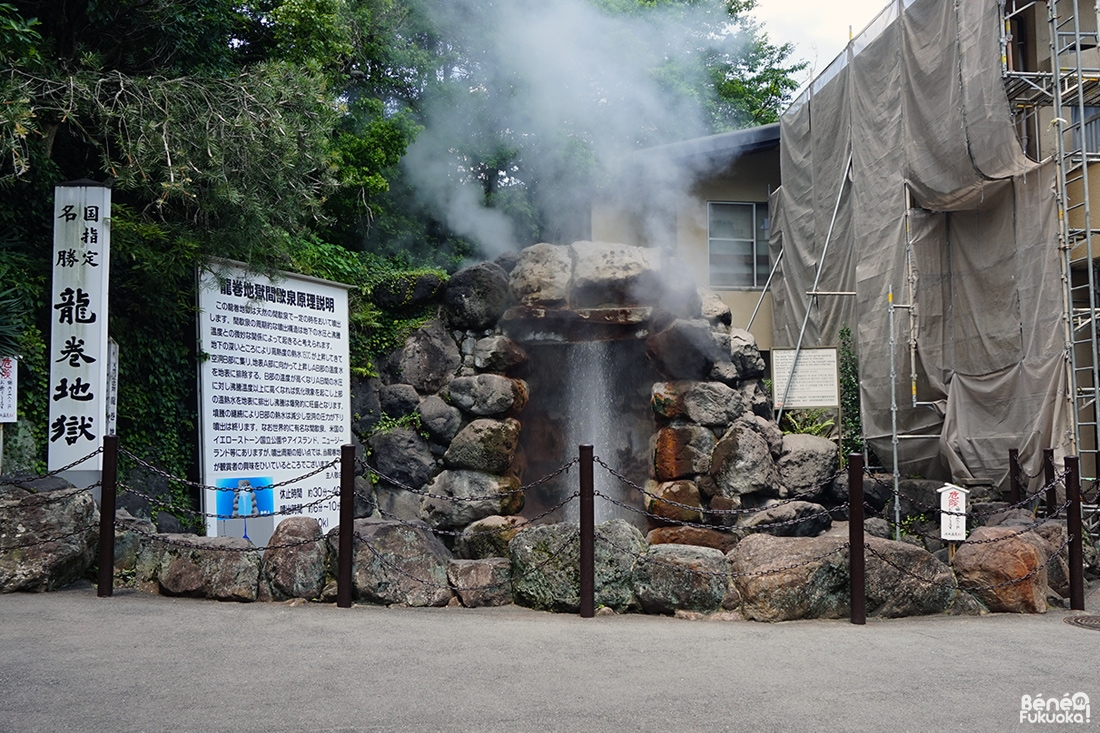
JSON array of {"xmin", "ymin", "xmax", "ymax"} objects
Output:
[
  {"xmin": 838, "ymin": 326, "xmax": 864, "ymax": 460},
  {"xmin": 0, "ymin": 3, "xmax": 39, "ymax": 64},
  {"xmin": 779, "ymin": 408, "xmax": 836, "ymax": 438}
]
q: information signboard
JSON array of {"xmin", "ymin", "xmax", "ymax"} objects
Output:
[
  {"xmin": 771, "ymin": 347, "xmax": 840, "ymax": 409},
  {"xmin": 48, "ymin": 183, "xmax": 111, "ymax": 472},
  {"xmin": 197, "ymin": 260, "xmax": 351, "ymax": 547},
  {"xmin": 0, "ymin": 356, "xmax": 16, "ymax": 423}
]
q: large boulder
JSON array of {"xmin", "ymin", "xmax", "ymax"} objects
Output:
[
  {"xmin": 699, "ymin": 288, "xmax": 732, "ymax": 325},
  {"xmin": 0, "ymin": 485, "xmax": 99, "ymax": 592},
  {"xmin": 645, "ymin": 480, "xmax": 704, "ymax": 524},
  {"xmin": 258, "ymin": 517, "xmax": 328, "ymax": 601},
  {"xmin": 443, "ymin": 262, "xmax": 512, "ymax": 330},
  {"xmin": 444, "ymin": 375, "xmax": 528, "ymax": 417},
  {"xmin": 862, "ymin": 536, "xmax": 958, "ymax": 617},
  {"xmin": 569, "ymin": 241, "xmax": 659, "ymax": 307},
  {"xmin": 631, "ymin": 544, "xmax": 728, "ymax": 615},
  {"xmin": 378, "ymin": 383, "xmax": 421, "ymax": 418},
  {"xmin": 421, "ymin": 471, "xmax": 523, "ymax": 531},
  {"xmin": 729, "ymin": 534, "xmax": 850, "ymax": 621},
  {"xmin": 114, "ymin": 508, "xmax": 157, "ymax": 573},
  {"xmin": 372, "ymin": 272, "xmax": 444, "ymax": 309},
  {"xmin": 777, "ymin": 434, "xmax": 838, "ymax": 502},
  {"xmin": 350, "ymin": 376, "xmax": 383, "ymax": 438},
  {"xmin": 651, "ymin": 381, "xmax": 743, "ymax": 427},
  {"xmin": 455, "ymin": 514, "xmax": 529, "ymax": 559},
  {"xmin": 740, "ymin": 500, "xmax": 832, "ymax": 538},
  {"xmin": 444, "ymin": 418, "xmax": 521, "ymax": 474},
  {"xmin": 473, "ymin": 335, "xmax": 528, "ymax": 373},
  {"xmin": 653, "ymin": 424, "xmax": 715, "ymax": 480},
  {"xmin": 732, "ymin": 533, "xmax": 961, "ymax": 621},
  {"xmin": 728, "ymin": 328, "xmax": 766, "ymax": 379},
  {"xmin": 710, "ymin": 422, "xmax": 781, "ymax": 500},
  {"xmin": 368, "ymin": 427, "xmax": 435, "ymax": 490},
  {"xmin": 646, "ymin": 319, "xmax": 724, "ymax": 380},
  {"xmin": 646, "ymin": 526, "xmax": 741, "ymax": 554},
  {"xmin": 448, "ymin": 558, "xmax": 512, "ymax": 607},
  {"xmin": 509, "ymin": 520, "xmax": 644, "ymax": 612},
  {"xmin": 509, "ymin": 243, "xmax": 573, "ymax": 306},
  {"xmin": 156, "ymin": 536, "xmax": 262, "ymax": 602},
  {"xmin": 952, "ymin": 527, "xmax": 1052, "ymax": 613},
  {"xmin": 417, "ymin": 396, "xmax": 463, "ymax": 447},
  {"xmin": 386, "ymin": 319, "xmax": 460, "ymax": 394},
  {"xmin": 331, "ymin": 518, "xmax": 453, "ymax": 607}
]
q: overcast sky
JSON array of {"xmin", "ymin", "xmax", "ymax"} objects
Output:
[{"xmin": 751, "ymin": 0, "xmax": 893, "ymax": 93}]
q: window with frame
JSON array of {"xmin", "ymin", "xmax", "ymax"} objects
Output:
[{"xmin": 708, "ymin": 201, "xmax": 769, "ymax": 289}]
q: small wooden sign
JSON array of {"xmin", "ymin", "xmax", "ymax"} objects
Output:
[{"xmin": 938, "ymin": 483, "xmax": 969, "ymax": 541}]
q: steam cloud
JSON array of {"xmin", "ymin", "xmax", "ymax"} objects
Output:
[{"xmin": 404, "ymin": 0, "xmax": 757, "ymax": 257}]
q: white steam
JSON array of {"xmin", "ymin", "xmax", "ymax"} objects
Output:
[{"xmin": 404, "ymin": 0, "xmax": 755, "ymax": 256}]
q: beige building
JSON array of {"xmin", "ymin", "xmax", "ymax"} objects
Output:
[{"xmin": 590, "ymin": 123, "xmax": 780, "ymax": 353}]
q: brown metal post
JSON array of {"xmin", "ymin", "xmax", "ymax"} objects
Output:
[
  {"xmin": 848, "ymin": 453, "xmax": 865, "ymax": 625},
  {"xmin": 579, "ymin": 445, "xmax": 595, "ymax": 618},
  {"xmin": 337, "ymin": 444, "xmax": 355, "ymax": 609},
  {"xmin": 1044, "ymin": 448, "xmax": 1057, "ymax": 517},
  {"xmin": 1008, "ymin": 448, "xmax": 1021, "ymax": 505},
  {"xmin": 1065, "ymin": 456, "xmax": 1086, "ymax": 611},
  {"xmin": 97, "ymin": 435, "xmax": 118, "ymax": 598}
]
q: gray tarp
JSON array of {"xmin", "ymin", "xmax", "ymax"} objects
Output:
[{"xmin": 770, "ymin": 0, "xmax": 1071, "ymax": 488}]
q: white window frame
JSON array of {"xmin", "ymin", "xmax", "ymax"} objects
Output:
[{"xmin": 707, "ymin": 201, "xmax": 769, "ymax": 290}]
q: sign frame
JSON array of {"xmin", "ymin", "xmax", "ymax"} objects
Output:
[
  {"xmin": 771, "ymin": 347, "xmax": 840, "ymax": 410},
  {"xmin": 196, "ymin": 259, "xmax": 352, "ymax": 546}
]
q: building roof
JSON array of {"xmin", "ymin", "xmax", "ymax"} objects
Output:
[{"xmin": 636, "ymin": 123, "xmax": 780, "ymax": 170}]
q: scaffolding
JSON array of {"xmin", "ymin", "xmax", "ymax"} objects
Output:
[{"xmin": 1003, "ymin": 0, "xmax": 1100, "ymax": 532}]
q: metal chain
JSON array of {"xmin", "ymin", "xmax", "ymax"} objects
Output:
[
  {"xmin": 863, "ymin": 467, "xmax": 1067, "ymax": 518},
  {"xmin": 120, "ymin": 448, "xmax": 339, "ymax": 492},
  {"xmin": 593, "ymin": 454, "xmax": 843, "ymax": 516},
  {"xmin": 363, "ymin": 458, "xmax": 579, "ymax": 503},
  {"xmin": 593, "ymin": 489, "xmax": 845, "ymax": 533},
  {"xmin": 0, "ymin": 482, "xmax": 100, "ymax": 506},
  {"xmin": 862, "ymin": 534, "xmax": 1074, "ymax": 593},
  {"xmin": 119, "ymin": 523, "xmax": 324, "ymax": 553},
  {"xmin": 0, "ymin": 522, "xmax": 100, "ymax": 550},
  {"xmin": 369, "ymin": 492, "xmax": 580, "ymax": 538},
  {"xmin": 896, "ymin": 498, "xmax": 1073, "ymax": 546},
  {"xmin": 351, "ymin": 525, "xmax": 583, "ymax": 594},
  {"xmin": 594, "ymin": 529, "xmax": 852, "ymax": 579},
  {"xmin": 117, "ymin": 482, "xmax": 339, "ymax": 520}
]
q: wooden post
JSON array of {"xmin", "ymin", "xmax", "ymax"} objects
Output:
[
  {"xmin": 1065, "ymin": 456, "xmax": 1086, "ymax": 612},
  {"xmin": 1008, "ymin": 448, "xmax": 1022, "ymax": 504},
  {"xmin": 848, "ymin": 453, "xmax": 865, "ymax": 625},
  {"xmin": 579, "ymin": 445, "xmax": 594, "ymax": 619},
  {"xmin": 337, "ymin": 444, "xmax": 355, "ymax": 609},
  {"xmin": 96, "ymin": 435, "xmax": 118, "ymax": 598}
]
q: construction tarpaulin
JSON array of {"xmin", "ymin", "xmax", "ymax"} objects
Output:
[{"xmin": 770, "ymin": 0, "xmax": 1071, "ymax": 487}]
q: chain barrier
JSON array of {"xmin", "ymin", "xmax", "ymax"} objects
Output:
[
  {"xmin": 0, "ymin": 522, "xmax": 100, "ymax": 550},
  {"xmin": 359, "ymin": 458, "xmax": 580, "ymax": 503},
  {"xmin": 117, "ymin": 482, "xmax": 340, "ymax": 521},
  {"xmin": 350, "ymin": 525, "xmax": 584, "ymax": 594},
  {"xmin": 863, "ymin": 534, "xmax": 1074, "ymax": 594},
  {"xmin": 897, "ymin": 498, "xmax": 1073, "ymax": 547},
  {"xmin": 593, "ymin": 455, "xmax": 844, "ymax": 518},
  {"xmin": 863, "ymin": 467, "xmax": 1067, "ymax": 518},
  {"xmin": 0, "ymin": 482, "xmax": 101, "ymax": 507},
  {"xmin": 119, "ymin": 448, "xmax": 339, "ymax": 493},
  {"xmin": 593, "ymin": 488, "xmax": 845, "ymax": 534},
  {"xmin": 119, "ymin": 522, "xmax": 325, "ymax": 553},
  {"xmin": 594, "ymin": 529, "xmax": 853, "ymax": 579},
  {"xmin": 368, "ymin": 491, "xmax": 580, "ymax": 538},
  {"xmin": 0, "ymin": 447, "xmax": 104, "ymax": 496}
]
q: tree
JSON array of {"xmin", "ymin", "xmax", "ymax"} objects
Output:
[
  {"xmin": 0, "ymin": 0, "xmax": 426, "ymax": 479},
  {"xmin": 359, "ymin": 0, "xmax": 805, "ymax": 256}
]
